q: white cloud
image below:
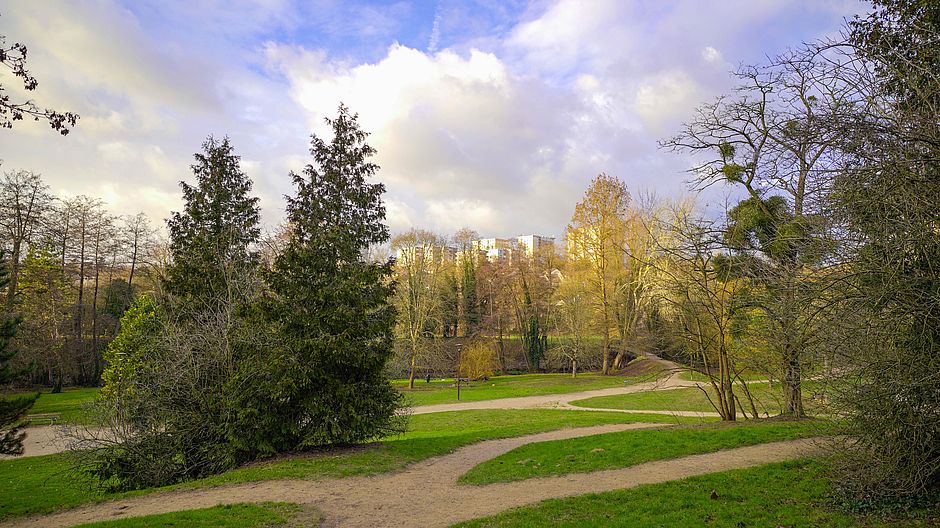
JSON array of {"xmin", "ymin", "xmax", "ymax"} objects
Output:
[
  {"xmin": 0, "ymin": 0, "xmax": 856, "ymax": 240},
  {"xmin": 701, "ymin": 46, "xmax": 722, "ymax": 63},
  {"xmin": 633, "ymin": 70, "xmax": 702, "ymax": 133}
]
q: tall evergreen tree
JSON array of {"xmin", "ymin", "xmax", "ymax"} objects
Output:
[
  {"xmin": 263, "ymin": 104, "xmax": 402, "ymax": 447},
  {"xmin": 0, "ymin": 250, "xmax": 37, "ymax": 455},
  {"xmin": 164, "ymin": 136, "xmax": 261, "ymax": 303}
]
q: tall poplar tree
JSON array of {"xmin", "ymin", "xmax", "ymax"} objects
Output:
[{"xmin": 265, "ymin": 104, "xmax": 402, "ymax": 447}]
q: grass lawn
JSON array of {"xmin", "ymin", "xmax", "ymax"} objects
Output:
[
  {"xmin": 460, "ymin": 419, "xmax": 831, "ymax": 485},
  {"xmin": 571, "ymin": 381, "xmax": 828, "ymax": 416},
  {"xmin": 0, "ymin": 409, "xmax": 703, "ymax": 520},
  {"xmin": 74, "ymin": 502, "xmax": 304, "ymax": 528},
  {"xmin": 678, "ymin": 370, "xmax": 769, "ymax": 382},
  {"xmin": 24, "ymin": 387, "xmax": 100, "ymax": 423},
  {"xmin": 455, "ymin": 459, "xmax": 935, "ymax": 528},
  {"xmin": 14, "ymin": 369, "xmax": 657, "ymax": 423},
  {"xmin": 396, "ymin": 370, "xmax": 661, "ymax": 407}
]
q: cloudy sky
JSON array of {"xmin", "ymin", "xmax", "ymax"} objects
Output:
[{"xmin": 1, "ymin": 0, "xmax": 859, "ymax": 239}]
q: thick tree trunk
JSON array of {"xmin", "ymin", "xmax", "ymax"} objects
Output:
[
  {"xmin": 782, "ymin": 351, "xmax": 804, "ymax": 416},
  {"xmin": 571, "ymin": 358, "xmax": 577, "ymax": 378},
  {"xmin": 601, "ymin": 322, "xmax": 610, "ymax": 375}
]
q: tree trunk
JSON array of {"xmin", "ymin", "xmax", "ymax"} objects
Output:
[
  {"xmin": 91, "ymin": 255, "xmax": 101, "ymax": 384},
  {"xmin": 782, "ymin": 351, "xmax": 804, "ymax": 416},
  {"xmin": 4, "ymin": 238, "xmax": 21, "ymax": 312},
  {"xmin": 408, "ymin": 341, "xmax": 417, "ymax": 389},
  {"xmin": 76, "ymin": 219, "xmax": 86, "ymax": 366},
  {"xmin": 127, "ymin": 232, "xmax": 138, "ymax": 306},
  {"xmin": 601, "ymin": 319, "xmax": 610, "ymax": 375},
  {"xmin": 571, "ymin": 358, "xmax": 577, "ymax": 378}
]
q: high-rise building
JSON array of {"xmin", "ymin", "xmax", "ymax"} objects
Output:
[{"xmin": 516, "ymin": 235, "xmax": 555, "ymax": 258}]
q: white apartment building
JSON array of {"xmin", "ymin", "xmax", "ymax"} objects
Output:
[
  {"xmin": 516, "ymin": 235, "xmax": 555, "ymax": 258},
  {"xmin": 455, "ymin": 235, "xmax": 556, "ymax": 263},
  {"xmin": 395, "ymin": 244, "xmax": 456, "ymax": 267}
]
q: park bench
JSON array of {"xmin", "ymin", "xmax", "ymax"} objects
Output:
[{"xmin": 26, "ymin": 413, "xmax": 61, "ymax": 425}]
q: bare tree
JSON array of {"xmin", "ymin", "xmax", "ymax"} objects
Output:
[
  {"xmin": 0, "ymin": 170, "xmax": 51, "ymax": 311},
  {"xmin": 650, "ymin": 202, "xmax": 760, "ymax": 421},
  {"xmin": 0, "ymin": 27, "xmax": 78, "ymax": 134},
  {"xmin": 662, "ymin": 45, "xmax": 860, "ymax": 415},
  {"xmin": 121, "ymin": 212, "xmax": 155, "ymax": 304},
  {"xmin": 391, "ymin": 229, "xmax": 449, "ymax": 388}
]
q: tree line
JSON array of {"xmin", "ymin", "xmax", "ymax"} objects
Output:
[{"xmin": 0, "ymin": 170, "xmax": 157, "ymax": 389}]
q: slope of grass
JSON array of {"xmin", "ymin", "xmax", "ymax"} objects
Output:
[
  {"xmin": 395, "ymin": 371, "xmax": 659, "ymax": 407},
  {"xmin": 74, "ymin": 502, "xmax": 302, "ymax": 528},
  {"xmin": 460, "ymin": 419, "xmax": 830, "ymax": 485},
  {"xmin": 571, "ymin": 381, "xmax": 827, "ymax": 416},
  {"xmin": 0, "ymin": 409, "xmax": 702, "ymax": 520},
  {"xmin": 456, "ymin": 459, "xmax": 934, "ymax": 528},
  {"xmin": 26, "ymin": 387, "xmax": 99, "ymax": 423}
]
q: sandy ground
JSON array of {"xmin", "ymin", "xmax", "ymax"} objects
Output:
[
  {"xmin": 3, "ymin": 422, "xmax": 824, "ymax": 528},
  {"xmin": 0, "ymin": 425, "xmax": 73, "ymax": 459}
]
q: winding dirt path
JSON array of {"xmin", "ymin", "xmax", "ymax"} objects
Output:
[
  {"xmin": 4, "ymin": 423, "xmax": 824, "ymax": 528},
  {"xmin": 410, "ymin": 369, "xmax": 701, "ymax": 415}
]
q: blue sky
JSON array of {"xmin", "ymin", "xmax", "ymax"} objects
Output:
[{"xmin": 1, "ymin": 0, "xmax": 861, "ymax": 239}]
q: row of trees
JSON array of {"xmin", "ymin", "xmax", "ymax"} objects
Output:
[
  {"xmin": 388, "ymin": 176, "xmax": 675, "ymax": 387},
  {"xmin": 0, "ymin": 170, "xmax": 157, "ymax": 389}
]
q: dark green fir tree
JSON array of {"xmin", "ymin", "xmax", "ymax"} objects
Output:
[
  {"xmin": 164, "ymin": 136, "xmax": 261, "ymax": 303},
  {"xmin": 264, "ymin": 104, "xmax": 402, "ymax": 448}
]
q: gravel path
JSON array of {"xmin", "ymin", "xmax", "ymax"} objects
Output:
[{"xmin": 3, "ymin": 423, "xmax": 824, "ymax": 528}]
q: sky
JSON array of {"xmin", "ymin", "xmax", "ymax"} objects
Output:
[{"xmin": 0, "ymin": 0, "xmax": 861, "ymax": 240}]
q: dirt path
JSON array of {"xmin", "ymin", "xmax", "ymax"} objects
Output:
[
  {"xmin": 0, "ymin": 426, "xmax": 70, "ymax": 460},
  {"xmin": 5, "ymin": 423, "xmax": 824, "ymax": 528}
]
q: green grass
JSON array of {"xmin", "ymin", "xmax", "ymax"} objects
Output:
[
  {"xmin": 396, "ymin": 371, "xmax": 659, "ymax": 407},
  {"xmin": 571, "ymin": 381, "xmax": 828, "ymax": 416},
  {"xmin": 74, "ymin": 502, "xmax": 303, "ymax": 528},
  {"xmin": 460, "ymin": 419, "xmax": 830, "ymax": 485},
  {"xmin": 678, "ymin": 370, "xmax": 769, "ymax": 382},
  {"xmin": 0, "ymin": 409, "xmax": 703, "ymax": 520},
  {"xmin": 18, "ymin": 370, "xmax": 656, "ymax": 422},
  {"xmin": 25, "ymin": 387, "xmax": 99, "ymax": 423},
  {"xmin": 455, "ymin": 459, "xmax": 934, "ymax": 527}
]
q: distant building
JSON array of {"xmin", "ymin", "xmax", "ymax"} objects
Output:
[
  {"xmin": 516, "ymin": 235, "xmax": 555, "ymax": 258},
  {"xmin": 453, "ymin": 235, "xmax": 556, "ymax": 264},
  {"xmin": 395, "ymin": 244, "xmax": 455, "ymax": 268},
  {"xmin": 472, "ymin": 237, "xmax": 516, "ymax": 262},
  {"xmin": 565, "ymin": 225, "xmax": 600, "ymax": 261}
]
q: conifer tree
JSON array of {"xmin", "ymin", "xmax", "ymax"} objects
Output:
[
  {"xmin": 164, "ymin": 136, "xmax": 261, "ymax": 303},
  {"xmin": 264, "ymin": 104, "xmax": 402, "ymax": 447}
]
